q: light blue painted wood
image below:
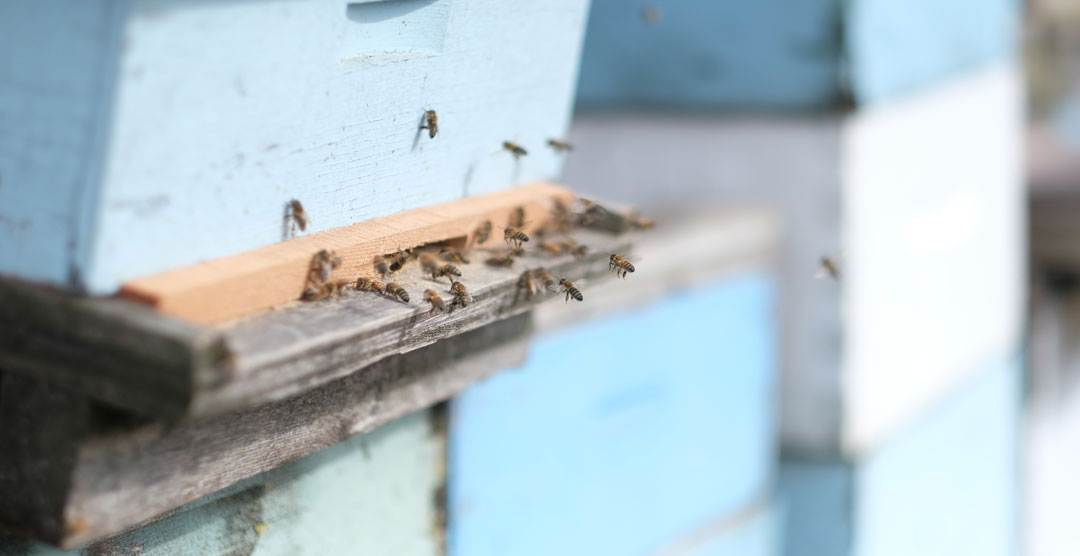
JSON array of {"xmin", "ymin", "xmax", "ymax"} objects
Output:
[
  {"xmin": 0, "ymin": 0, "xmax": 590, "ymax": 293},
  {"xmin": 847, "ymin": 0, "xmax": 1020, "ymax": 104},
  {"xmin": 449, "ymin": 272, "xmax": 778, "ymax": 556},
  {"xmin": 0, "ymin": 411, "xmax": 444, "ymax": 556},
  {"xmin": 576, "ymin": 0, "xmax": 841, "ymax": 110},
  {"xmin": 778, "ymin": 353, "xmax": 1021, "ymax": 556},
  {"xmin": 682, "ymin": 503, "xmax": 780, "ymax": 556},
  {"xmin": 575, "ymin": 0, "xmax": 1019, "ymax": 108},
  {"xmin": 0, "ymin": 0, "xmax": 122, "ymax": 289}
]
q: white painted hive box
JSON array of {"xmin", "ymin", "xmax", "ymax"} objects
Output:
[{"xmin": 0, "ymin": 0, "xmax": 591, "ymax": 294}]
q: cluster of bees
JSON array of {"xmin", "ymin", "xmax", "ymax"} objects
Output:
[
  {"xmin": 421, "ymin": 109, "xmax": 573, "ymax": 159},
  {"xmin": 291, "ymin": 197, "xmax": 649, "ymax": 315}
]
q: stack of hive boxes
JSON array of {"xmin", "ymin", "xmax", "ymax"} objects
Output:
[{"xmin": 563, "ymin": 1, "xmax": 1024, "ymax": 554}]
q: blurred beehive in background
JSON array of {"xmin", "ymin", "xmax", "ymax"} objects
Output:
[{"xmin": 564, "ymin": 1, "xmax": 1024, "ymax": 555}]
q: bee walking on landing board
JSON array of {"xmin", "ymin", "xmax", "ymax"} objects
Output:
[
  {"xmin": 420, "ymin": 109, "xmax": 438, "ymax": 138},
  {"xmin": 424, "ymin": 289, "xmax": 447, "ymax": 314},
  {"xmin": 356, "ymin": 277, "xmax": 386, "ymax": 295},
  {"xmin": 384, "ymin": 283, "xmax": 410, "ymax": 303},
  {"xmin": 449, "ymin": 281, "xmax": 472, "ymax": 309},
  {"xmin": 433, "ymin": 264, "xmax": 461, "ymax": 281}
]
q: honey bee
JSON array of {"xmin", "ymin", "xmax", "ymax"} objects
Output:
[
  {"xmin": 559, "ymin": 278, "xmax": 583, "ymax": 302},
  {"xmin": 547, "ymin": 139, "xmax": 573, "ymax": 152},
  {"xmin": 509, "ymin": 206, "xmax": 526, "ymax": 228},
  {"xmin": 433, "ymin": 264, "xmax": 461, "ymax": 281},
  {"xmin": 609, "ymin": 254, "xmax": 635, "ymax": 278},
  {"xmin": 302, "ymin": 279, "xmax": 350, "ymax": 301},
  {"xmin": 310, "ymin": 249, "xmax": 342, "ymax": 283},
  {"xmin": 536, "ymin": 268, "xmax": 558, "ymax": 292},
  {"xmin": 420, "ymin": 253, "xmax": 439, "ymax": 276},
  {"xmin": 385, "ymin": 249, "xmax": 415, "ymax": 272},
  {"xmin": 503, "ymin": 141, "xmax": 528, "ymax": 159},
  {"xmin": 384, "ymin": 282, "xmax": 410, "ymax": 303},
  {"xmin": 538, "ymin": 241, "xmax": 563, "ymax": 256},
  {"xmin": 817, "ymin": 256, "xmax": 841, "ymax": 280},
  {"xmin": 474, "ymin": 221, "xmax": 493, "ymax": 245},
  {"xmin": 356, "ymin": 277, "xmax": 386, "ymax": 294},
  {"xmin": 440, "ymin": 247, "xmax": 470, "ymax": 264},
  {"xmin": 288, "ymin": 199, "xmax": 308, "ymax": 233},
  {"xmin": 374, "ymin": 256, "xmax": 392, "ymax": 279},
  {"xmin": 423, "ymin": 289, "xmax": 447, "ymax": 314},
  {"xmin": 449, "ymin": 280, "xmax": 472, "ymax": 308},
  {"xmin": 627, "ymin": 211, "xmax": 654, "ymax": 230},
  {"xmin": 485, "ymin": 252, "xmax": 516, "ymax": 267},
  {"xmin": 421, "ymin": 109, "xmax": 438, "ymax": 139},
  {"xmin": 560, "ymin": 239, "xmax": 587, "ymax": 259},
  {"xmin": 517, "ymin": 269, "xmax": 541, "ymax": 297},
  {"xmin": 504, "ymin": 226, "xmax": 529, "ymax": 247}
]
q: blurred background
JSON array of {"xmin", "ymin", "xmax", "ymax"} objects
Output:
[{"xmin": 4, "ymin": 0, "xmax": 1080, "ymax": 555}]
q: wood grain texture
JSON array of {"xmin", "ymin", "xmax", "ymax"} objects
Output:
[
  {"xmin": 0, "ymin": 314, "xmax": 529, "ymax": 549},
  {"xmin": 0, "ymin": 219, "xmax": 631, "ymax": 421},
  {"xmin": 119, "ymin": 182, "xmax": 574, "ymax": 325}
]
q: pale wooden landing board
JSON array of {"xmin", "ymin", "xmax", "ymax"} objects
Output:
[{"xmin": 120, "ymin": 182, "xmax": 575, "ymax": 325}]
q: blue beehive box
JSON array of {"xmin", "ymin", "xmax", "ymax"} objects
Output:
[
  {"xmin": 449, "ymin": 270, "xmax": 779, "ymax": 556},
  {"xmin": 0, "ymin": 0, "xmax": 590, "ymax": 294}
]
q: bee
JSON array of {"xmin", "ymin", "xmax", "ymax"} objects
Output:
[
  {"xmin": 310, "ymin": 249, "xmax": 342, "ymax": 283},
  {"xmin": 423, "ymin": 289, "xmax": 447, "ymax": 314},
  {"xmin": 287, "ymin": 199, "xmax": 308, "ymax": 233},
  {"xmin": 374, "ymin": 256, "xmax": 392, "ymax": 279},
  {"xmin": 420, "ymin": 109, "xmax": 438, "ymax": 139},
  {"xmin": 301, "ymin": 279, "xmax": 349, "ymax": 301},
  {"xmin": 486, "ymin": 252, "xmax": 516, "ymax": 267},
  {"xmin": 419, "ymin": 253, "xmax": 439, "ymax": 276},
  {"xmin": 517, "ymin": 269, "xmax": 541, "ymax": 298},
  {"xmin": 440, "ymin": 247, "xmax": 470, "ymax": 265},
  {"xmin": 536, "ymin": 268, "xmax": 558, "ymax": 292},
  {"xmin": 433, "ymin": 264, "xmax": 462, "ymax": 281},
  {"xmin": 384, "ymin": 282, "xmax": 410, "ymax": 303},
  {"xmin": 547, "ymin": 139, "xmax": 574, "ymax": 152},
  {"xmin": 449, "ymin": 280, "xmax": 472, "ymax": 308},
  {"xmin": 502, "ymin": 141, "xmax": 527, "ymax": 159},
  {"xmin": 509, "ymin": 206, "xmax": 526, "ymax": 228},
  {"xmin": 560, "ymin": 239, "xmax": 587, "ymax": 258},
  {"xmin": 550, "ymin": 198, "xmax": 575, "ymax": 232},
  {"xmin": 538, "ymin": 241, "xmax": 563, "ymax": 256},
  {"xmin": 386, "ymin": 249, "xmax": 414, "ymax": 272},
  {"xmin": 817, "ymin": 256, "xmax": 841, "ymax": 280},
  {"xmin": 474, "ymin": 220, "xmax": 493, "ymax": 245},
  {"xmin": 504, "ymin": 226, "xmax": 529, "ymax": 247},
  {"xmin": 356, "ymin": 277, "xmax": 386, "ymax": 294},
  {"xmin": 559, "ymin": 278, "xmax": 583, "ymax": 302},
  {"xmin": 609, "ymin": 254, "xmax": 635, "ymax": 278},
  {"xmin": 579, "ymin": 199, "xmax": 607, "ymax": 225}
]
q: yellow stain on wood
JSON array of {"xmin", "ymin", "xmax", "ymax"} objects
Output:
[{"xmin": 118, "ymin": 182, "xmax": 575, "ymax": 325}]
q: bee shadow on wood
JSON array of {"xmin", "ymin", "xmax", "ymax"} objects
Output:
[
  {"xmin": 411, "ymin": 112, "xmax": 426, "ymax": 152},
  {"xmin": 281, "ymin": 202, "xmax": 293, "ymax": 241}
]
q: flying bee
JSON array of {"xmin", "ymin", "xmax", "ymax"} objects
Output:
[
  {"xmin": 559, "ymin": 278, "xmax": 583, "ymax": 303},
  {"xmin": 486, "ymin": 252, "xmax": 516, "ymax": 267},
  {"xmin": 384, "ymin": 282, "xmax": 410, "ymax": 303},
  {"xmin": 420, "ymin": 109, "xmax": 438, "ymax": 139},
  {"xmin": 816, "ymin": 256, "xmax": 841, "ymax": 280},
  {"xmin": 509, "ymin": 206, "xmax": 526, "ymax": 228},
  {"xmin": 536, "ymin": 268, "xmax": 559, "ymax": 292},
  {"xmin": 560, "ymin": 239, "xmax": 587, "ymax": 259},
  {"xmin": 449, "ymin": 280, "xmax": 472, "ymax": 308},
  {"xmin": 440, "ymin": 247, "xmax": 470, "ymax": 264},
  {"xmin": 474, "ymin": 220, "xmax": 493, "ymax": 246},
  {"xmin": 433, "ymin": 264, "xmax": 461, "ymax": 281},
  {"xmin": 287, "ymin": 199, "xmax": 308, "ymax": 234},
  {"xmin": 419, "ymin": 253, "xmax": 439, "ymax": 276},
  {"xmin": 609, "ymin": 254, "xmax": 636, "ymax": 279},
  {"xmin": 387, "ymin": 249, "xmax": 415, "ymax": 272},
  {"xmin": 517, "ymin": 269, "xmax": 541, "ymax": 298},
  {"xmin": 504, "ymin": 226, "xmax": 529, "ymax": 247},
  {"xmin": 423, "ymin": 289, "xmax": 447, "ymax": 314},
  {"xmin": 310, "ymin": 249, "xmax": 342, "ymax": 283},
  {"xmin": 547, "ymin": 139, "xmax": 573, "ymax": 152},
  {"xmin": 502, "ymin": 141, "xmax": 527, "ymax": 159},
  {"xmin": 373, "ymin": 256, "xmax": 392, "ymax": 279}
]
